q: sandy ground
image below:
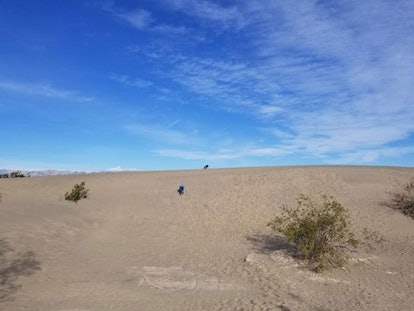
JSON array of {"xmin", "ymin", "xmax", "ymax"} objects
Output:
[{"xmin": 0, "ymin": 166, "xmax": 413, "ymax": 311}]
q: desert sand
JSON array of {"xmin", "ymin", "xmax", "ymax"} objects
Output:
[{"xmin": 1, "ymin": 166, "xmax": 413, "ymax": 310}]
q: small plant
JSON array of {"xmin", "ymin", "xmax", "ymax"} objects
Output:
[
  {"xmin": 0, "ymin": 193, "xmax": 2, "ymax": 202},
  {"xmin": 9, "ymin": 171, "xmax": 26, "ymax": 178},
  {"xmin": 387, "ymin": 179, "xmax": 414, "ymax": 219},
  {"xmin": 0, "ymin": 171, "xmax": 29, "ymax": 178},
  {"xmin": 64, "ymin": 181, "xmax": 89, "ymax": 204},
  {"xmin": 268, "ymin": 194, "xmax": 360, "ymax": 272},
  {"xmin": 0, "ymin": 171, "xmax": 26, "ymax": 178}
]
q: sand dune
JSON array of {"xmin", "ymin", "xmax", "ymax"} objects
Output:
[{"xmin": 1, "ymin": 166, "xmax": 413, "ymax": 310}]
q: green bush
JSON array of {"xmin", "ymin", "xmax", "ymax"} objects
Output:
[
  {"xmin": 268, "ymin": 194, "xmax": 360, "ymax": 272},
  {"xmin": 64, "ymin": 181, "xmax": 89, "ymax": 204},
  {"xmin": 388, "ymin": 179, "xmax": 414, "ymax": 219}
]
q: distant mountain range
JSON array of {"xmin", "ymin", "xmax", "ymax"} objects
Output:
[{"xmin": 0, "ymin": 169, "xmax": 85, "ymax": 177}]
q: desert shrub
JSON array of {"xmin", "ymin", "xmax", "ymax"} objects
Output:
[
  {"xmin": 387, "ymin": 179, "xmax": 414, "ymax": 219},
  {"xmin": 0, "ymin": 171, "xmax": 26, "ymax": 178},
  {"xmin": 64, "ymin": 181, "xmax": 89, "ymax": 204},
  {"xmin": 9, "ymin": 171, "xmax": 26, "ymax": 178},
  {"xmin": 268, "ymin": 194, "xmax": 361, "ymax": 272}
]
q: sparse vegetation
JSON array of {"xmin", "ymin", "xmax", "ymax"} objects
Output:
[
  {"xmin": 9, "ymin": 171, "xmax": 26, "ymax": 178},
  {"xmin": 387, "ymin": 179, "xmax": 414, "ymax": 219},
  {"xmin": 64, "ymin": 181, "xmax": 89, "ymax": 204},
  {"xmin": 268, "ymin": 194, "xmax": 382, "ymax": 272},
  {"xmin": 0, "ymin": 171, "xmax": 26, "ymax": 178}
]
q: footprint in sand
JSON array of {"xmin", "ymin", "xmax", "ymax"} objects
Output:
[
  {"xmin": 246, "ymin": 250, "xmax": 352, "ymax": 285},
  {"xmin": 128, "ymin": 266, "xmax": 241, "ymax": 291}
]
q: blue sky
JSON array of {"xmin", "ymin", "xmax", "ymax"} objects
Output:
[{"xmin": 1, "ymin": 0, "xmax": 413, "ymax": 171}]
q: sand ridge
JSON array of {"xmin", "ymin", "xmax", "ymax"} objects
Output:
[{"xmin": 1, "ymin": 166, "xmax": 413, "ymax": 310}]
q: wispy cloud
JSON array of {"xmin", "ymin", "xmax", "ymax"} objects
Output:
[
  {"xmin": 154, "ymin": 148, "xmax": 243, "ymax": 161},
  {"xmin": 117, "ymin": 9, "xmax": 153, "ymax": 29},
  {"xmin": 106, "ymin": 0, "xmax": 414, "ymax": 165},
  {"xmin": 163, "ymin": 55, "xmax": 285, "ymax": 115},
  {"xmin": 124, "ymin": 122, "xmax": 200, "ymax": 146},
  {"xmin": 152, "ymin": 24, "xmax": 189, "ymax": 35},
  {"xmin": 258, "ymin": 105, "xmax": 283, "ymax": 118},
  {"xmin": 160, "ymin": 0, "xmax": 413, "ymax": 163},
  {"xmin": 166, "ymin": 0, "xmax": 246, "ymax": 30},
  {"xmin": 153, "ymin": 142, "xmax": 414, "ymax": 166},
  {"xmin": 105, "ymin": 166, "xmax": 138, "ymax": 172},
  {"xmin": 110, "ymin": 74, "xmax": 153, "ymax": 88},
  {"xmin": 154, "ymin": 144, "xmax": 295, "ymax": 163},
  {"xmin": 167, "ymin": 120, "xmax": 180, "ymax": 128},
  {"xmin": 324, "ymin": 146, "xmax": 414, "ymax": 165},
  {"xmin": 0, "ymin": 81, "xmax": 93, "ymax": 102},
  {"xmin": 104, "ymin": 2, "xmax": 189, "ymax": 36},
  {"xmin": 103, "ymin": 1, "xmax": 153, "ymax": 30}
]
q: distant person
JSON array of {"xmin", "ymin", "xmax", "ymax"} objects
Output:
[
  {"xmin": 203, "ymin": 164, "xmax": 209, "ymax": 169},
  {"xmin": 178, "ymin": 184, "xmax": 185, "ymax": 196}
]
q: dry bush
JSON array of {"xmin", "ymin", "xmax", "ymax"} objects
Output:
[
  {"xmin": 64, "ymin": 181, "xmax": 89, "ymax": 204},
  {"xmin": 387, "ymin": 179, "xmax": 414, "ymax": 219},
  {"xmin": 0, "ymin": 171, "xmax": 26, "ymax": 178},
  {"xmin": 268, "ymin": 194, "xmax": 382, "ymax": 272},
  {"xmin": 9, "ymin": 171, "xmax": 26, "ymax": 178}
]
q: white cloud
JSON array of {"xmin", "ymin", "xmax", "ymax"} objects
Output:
[
  {"xmin": 105, "ymin": 166, "xmax": 138, "ymax": 172},
  {"xmin": 115, "ymin": 0, "xmax": 414, "ymax": 164},
  {"xmin": 124, "ymin": 123, "xmax": 200, "ymax": 146},
  {"xmin": 167, "ymin": 120, "xmax": 180, "ymax": 128},
  {"xmin": 258, "ymin": 105, "xmax": 283, "ymax": 117},
  {"xmin": 154, "ymin": 148, "xmax": 243, "ymax": 161},
  {"xmin": 155, "ymin": 142, "xmax": 296, "ymax": 162},
  {"xmin": 247, "ymin": 147, "xmax": 293, "ymax": 157},
  {"xmin": 154, "ymin": 149, "xmax": 210, "ymax": 160},
  {"xmin": 110, "ymin": 74, "xmax": 153, "ymax": 88},
  {"xmin": 105, "ymin": 3, "xmax": 190, "ymax": 36},
  {"xmin": 152, "ymin": 24, "xmax": 189, "ymax": 35},
  {"xmin": 118, "ymin": 9, "xmax": 152, "ymax": 29},
  {"xmin": 0, "ymin": 81, "xmax": 93, "ymax": 102},
  {"xmin": 164, "ymin": 55, "xmax": 284, "ymax": 115},
  {"xmin": 103, "ymin": 2, "xmax": 152, "ymax": 30},
  {"xmin": 153, "ymin": 142, "xmax": 414, "ymax": 167},
  {"xmin": 326, "ymin": 146, "xmax": 414, "ymax": 165},
  {"xmin": 166, "ymin": 0, "xmax": 245, "ymax": 30}
]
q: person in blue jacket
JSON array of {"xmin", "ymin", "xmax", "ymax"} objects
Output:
[{"xmin": 178, "ymin": 184, "xmax": 185, "ymax": 196}]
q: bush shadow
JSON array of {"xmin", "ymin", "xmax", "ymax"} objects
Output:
[
  {"xmin": 379, "ymin": 190, "xmax": 414, "ymax": 219},
  {"xmin": 246, "ymin": 233, "xmax": 296, "ymax": 256},
  {"xmin": 379, "ymin": 179, "xmax": 414, "ymax": 219},
  {"xmin": 0, "ymin": 238, "xmax": 41, "ymax": 303}
]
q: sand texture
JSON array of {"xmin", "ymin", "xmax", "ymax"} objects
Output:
[{"xmin": 1, "ymin": 166, "xmax": 413, "ymax": 310}]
